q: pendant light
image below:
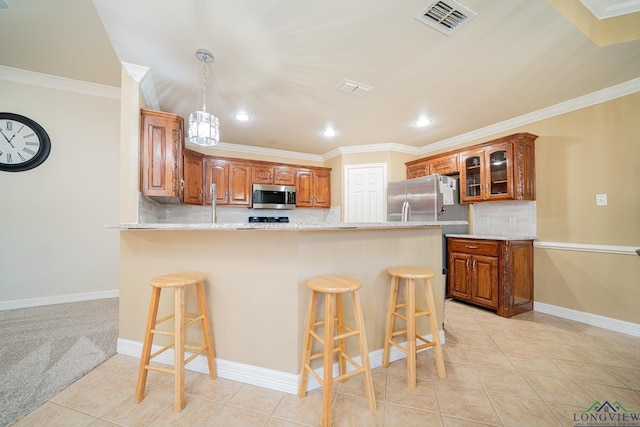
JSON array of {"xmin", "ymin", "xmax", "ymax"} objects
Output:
[{"xmin": 188, "ymin": 49, "xmax": 219, "ymax": 146}]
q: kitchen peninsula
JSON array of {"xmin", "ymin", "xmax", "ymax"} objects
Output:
[{"xmin": 114, "ymin": 220, "xmax": 464, "ymax": 393}]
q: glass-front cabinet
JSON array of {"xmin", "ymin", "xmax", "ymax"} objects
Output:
[
  {"xmin": 460, "ymin": 148, "xmax": 484, "ymax": 202},
  {"xmin": 460, "ymin": 142, "xmax": 514, "ymax": 203},
  {"xmin": 486, "ymin": 143, "xmax": 513, "ymax": 200}
]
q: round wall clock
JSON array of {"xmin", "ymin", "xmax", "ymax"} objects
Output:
[{"xmin": 0, "ymin": 112, "xmax": 51, "ymax": 172}]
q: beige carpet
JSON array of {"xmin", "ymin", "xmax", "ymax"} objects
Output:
[{"xmin": 0, "ymin": 298, "xmax": 118, "ymax": 426}]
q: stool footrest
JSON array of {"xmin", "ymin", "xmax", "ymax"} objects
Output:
[
  {"xmin": 146, "ymin": 364, "xmax": 175, "ymax": 375},
  {"xmin": 150, "ymin": 342, "xmax": 175, "ymax": 359}
]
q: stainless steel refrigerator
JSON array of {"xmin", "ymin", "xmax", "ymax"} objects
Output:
[
  {"xmin": 387, "ymin": 174, "xmax": 468, "ymax": 223},
  {"xmin": 387, "ymin": 174, "xmax": 469, "ymax": 277}
]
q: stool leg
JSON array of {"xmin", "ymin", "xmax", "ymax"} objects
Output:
[
  {"xmin": 135, "ymin": 286, "xmax": 161, "ymax": 404},
  {"xmin": 196, "ymin": 281, "xmax": 217, "ymax": 379},
  {"xmin": 425, "ymin": 278, "xmax": 446, "ymax": 379},
  {"xmin": 174, "ymin": 286, "xmax": 186, "ymax": 412},
  {"xmin": 382, "ymin": 275, "xmax": 399, "ymax": 368},
  {"xmin": 352, "ymin": 290, "xmax": 377, "ymax": 413},
  {"xmin": 336, "ymin": 294, "xmax": 347, "ymax": 380},
  {"xmin": 321, "ymin": 292, "xmax": 335, "ymax": 427},
  {"xmin": 406, "ymin": 278, "xmax": 417, "ymax": 390},
  {"xmin": 299, "ymin": 290, "xmax": 318, "ymax": 398}
]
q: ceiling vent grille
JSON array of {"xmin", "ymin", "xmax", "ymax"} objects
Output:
[
  {"xmin": 335, "ymin": 79, "xmax": 374, "ymax": 96},
  {"xmin": 415, "ymin": 0, "xmax": 477, "ymax": 35}
]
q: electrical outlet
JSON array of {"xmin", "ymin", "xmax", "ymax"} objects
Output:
[{"xmin": 595, "ymin": 193, "xmax": 608, "ymax": 206}]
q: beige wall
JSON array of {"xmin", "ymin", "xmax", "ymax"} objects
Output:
[
  {"xmin": 118, "ymin": 227, "xmax": 444, "ymax": 374},
  {"xmin": 0, "ymin": 78, "xmax": 120, "ymax": 304}
]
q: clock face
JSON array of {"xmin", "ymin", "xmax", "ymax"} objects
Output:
[{"xmin": 0, "ymin": 113, "xmax": 51, "ymax": 172}]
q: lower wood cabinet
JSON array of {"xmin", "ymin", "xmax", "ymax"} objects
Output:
[{"xmin": 447, "ymin": 237, "xmax": 533, "ymax": 318}]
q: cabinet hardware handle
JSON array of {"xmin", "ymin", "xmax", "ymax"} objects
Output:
[
  {"xmin": 466, "ymin": 245, "xmax": 477, "ymax": 249},
  {"xmin": 466, "ymin": 259, "xmax": 470, "ymax": 269},
  {"xmin": 473, "ymin": 260, "xmax": 477, "ymax": 271}
]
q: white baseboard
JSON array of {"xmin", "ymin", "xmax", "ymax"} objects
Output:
[
  {"xmin": 534, "ymin": 302, "xmax": 640, "ymax": 338},
  {"xmin": 117, "ymin": 330, "xmax": 445, "ymax": 395},
  {"xmin": 0, "ymin": 290, "xmax": 119, "ymax": 311}
]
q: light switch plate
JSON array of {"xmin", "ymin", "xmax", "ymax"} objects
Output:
[{"xmin": 595, "ymin": 193, "xmax": 607, "ymax": 206}]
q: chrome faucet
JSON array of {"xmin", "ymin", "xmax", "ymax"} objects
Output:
[{"xmin": 211, "ymin": 183, "xmax": 217, "ymax": 223}]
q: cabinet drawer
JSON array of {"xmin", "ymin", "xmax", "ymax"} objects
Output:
[{"xmin": 449, "ymin": 239, "xmax": 499, "ymax": 256}]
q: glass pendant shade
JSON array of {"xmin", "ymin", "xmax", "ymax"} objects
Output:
[
  {"xmin": 189, "ymin": 49, "xmax": 219, "ymax": 146},
  {"xmin": 188, "ymin": 110, "xmax": 219, "ymax": 146}
]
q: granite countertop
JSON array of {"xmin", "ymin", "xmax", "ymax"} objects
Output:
[
  {"xmin": 445, "ymin": 233, "xmax": 536, "ymax": 241},
  {"xmin": 108, "ymin": 220, "xmax": 468, "ymax": 231}
]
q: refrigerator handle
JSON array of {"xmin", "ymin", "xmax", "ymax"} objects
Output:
[{"xmin": 401, "ymin": 201, "xmax": 410, "ymax": 222}]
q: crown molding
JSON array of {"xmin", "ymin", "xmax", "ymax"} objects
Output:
[
  {"xmin": 122, "ymin": 62, "xmax": 159, "ymax": 110},
  {"xmin": 185, "ymin": 140, "xmax": 324, "ymax": 163},
  {"xmin": 579, "ymin": 0, "xmax": 640, "ymax": 19},
  {"xmin": 0, "ymin": 65, "xmax": 120, "ymax": 100},
  {"xmin": 413, "ymin": 76, "xmax": 640, "ymax": 156}
]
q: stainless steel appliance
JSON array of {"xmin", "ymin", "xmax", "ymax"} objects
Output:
[
  {"xmin": 387, "ymin": 174, "xmax": 469, "ymax": 278},
  {"xmin": 252, "ymin": 184, "xmax": 296, "ymax": 209},
  {"xmin": 387, "ymin": 174, "xmax": 467, "ymax": 223},
  {"xmin": 248, "ymin": 216, "xmax": 290, "ymax": 223}
]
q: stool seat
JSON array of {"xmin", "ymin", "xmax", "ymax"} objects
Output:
[
  {"xmin": 307, "ymin": 275, "xmax": 362, "ymax": 293},
  {"xmin": 383, "ymin": 265, "xmax": 445, "ymax": 389},
  {"xmin": 299, "ymin": 275, "xmax": 376, "ymax": 427},
  {"xmin": 387, "ymin": 266, "xmax": 436, "ymax": 280},
  {"xmin": 135, "ymin": 272, "xmax": 217, "ymax": 412},
  {"xmin": 149, "ymin": 272, "xmax": 204, "ymax": 288}
]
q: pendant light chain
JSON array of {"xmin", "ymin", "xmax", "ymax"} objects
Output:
[{"xmin": 201, "ymin": 58, "xmax": 208, "ymax": 113}]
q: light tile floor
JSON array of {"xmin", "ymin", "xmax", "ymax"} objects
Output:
[{"xmin": 14, "ymin": 300, "xmax": 640, "ymax": 426}]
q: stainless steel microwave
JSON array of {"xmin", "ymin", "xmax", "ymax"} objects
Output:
[{"xmin": 252, "ymin": 184, "xmax": 296, "ymax": 209}]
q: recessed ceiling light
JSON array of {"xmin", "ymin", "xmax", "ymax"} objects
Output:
[
  {"xmin": 234, "ymin": 112, "xmax": 251, "ymax": 121},
  {"xmin": 323, "ymin": 127, "xmax": 336, "ymax": 137},
  {"xmin": 414, "ymin": 117, "xmax": 432, "ymax": 127}
]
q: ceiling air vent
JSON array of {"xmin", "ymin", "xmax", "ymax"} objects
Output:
[
  {"xmin": 335, "ymin": 79, "xmax": 374, "ymax": 97},
  {"xmin": 415, "ymin": 0, "xmax": 477, "ymax": 36}
]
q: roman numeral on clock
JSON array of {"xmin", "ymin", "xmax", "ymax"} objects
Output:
[{"xmin": 23, "ymin": 147, "xmax": 35, "ymax": 156}]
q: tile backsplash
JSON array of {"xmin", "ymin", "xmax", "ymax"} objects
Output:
[
  {"xmin": 137, "ymin": 193, "xmax": 340, "ymax": 224},
  {"xmin": 472, "ymin": 200, "xmax": 536, "ymax": 237}
]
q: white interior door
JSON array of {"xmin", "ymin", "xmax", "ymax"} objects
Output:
[{"xmin": 344, "ymin": 163, "xmax": 387, "ymax": 223}]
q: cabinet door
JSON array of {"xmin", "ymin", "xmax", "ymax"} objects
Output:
[
  {"xmin": 313, "ymin": 169, "xmax": 331, "ymax": 208},
  {"xmin": 484, "ymin": 142, "xmax": 513, "ymax": 201},
  {"xmin": 182, "ymin": 150, "xmax": 204, "ymax": 205},
  {"xmin": 471, "ymin": 255, "xmax": 499, "ymax": 308},
  {"xmin": 407, "ymin": 160, "xmax": 430, "ymax": 179},
  {"xmin": 295, "ymin": 168, "xmax": 314, "ymax": 207},
  {"xmin": 430, "ymin": 153, "xmax": 459, "ymax": 175},
  {"xmin": 459, "ymin": 148, "xmax": 484, "ymax": 203},
  {"xmin": 273, "ymin": 166, "xmax": 296, "ymax": 185},
  {"xmin": 228, "ymin": 163, "xmax": 252, "ymax": 206},
  {"xmin": 252, "ymin": 165, "xmax": 274, "ymax": 184},
  {"xmin": 204, "ymin": 158, "xmax": 228, "ymax": 205},
  {"xmin": 448, "ymin": 252, "xmax": 471, "ymax": 300},
  {"xmin": 140, "ymin": 110, "xmax": 183, "ymax": 201}
]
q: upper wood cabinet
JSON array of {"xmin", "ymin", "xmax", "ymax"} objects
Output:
[
  {"xmin": 228, "ymin": 162, "xmax": 252, "ymax": 206},
  {"xmin": 459, "ymin": 133, "xmax": 536, "ymax": 203},
  {"xmin": 139, "ymin": 110, "xmax": 331, "ymax": 208},
  {"xmin": 251, "ymin": 164, "xmax": 296, "ymax": 186},
  {"xmin": 295, "ymin": 168, "xmax": 331, "ymax": 208},
  {"xmin": 140, "ymin": 109, "xmax": 183, "ymax": 203},
  {"xmin": 204, "ymin": 158, "xmax": 251, "ymax": 206},
  {"xmin": 406, "ymin": 152, "xmax": 459, "ymax": 179},
  {"xmin": 182, "ymin": 149, "xmax": 204, "ymax": 205}
]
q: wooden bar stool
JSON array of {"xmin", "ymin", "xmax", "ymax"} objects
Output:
[
  {"xmin": 134, "ymin": 272, "xmax": 217, "ymax": 412},
  {"xmin": 382, "ymin": 266, "xmax": 445, "ymax": 389},
  {"xmin": 299, "ymin": 275, "xmax": 376, "ymax": 427}
]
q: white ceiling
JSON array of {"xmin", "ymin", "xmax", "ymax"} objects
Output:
[{"xmin": 1, "ymin": 0, "xmax": 639, "ymax": 155}]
